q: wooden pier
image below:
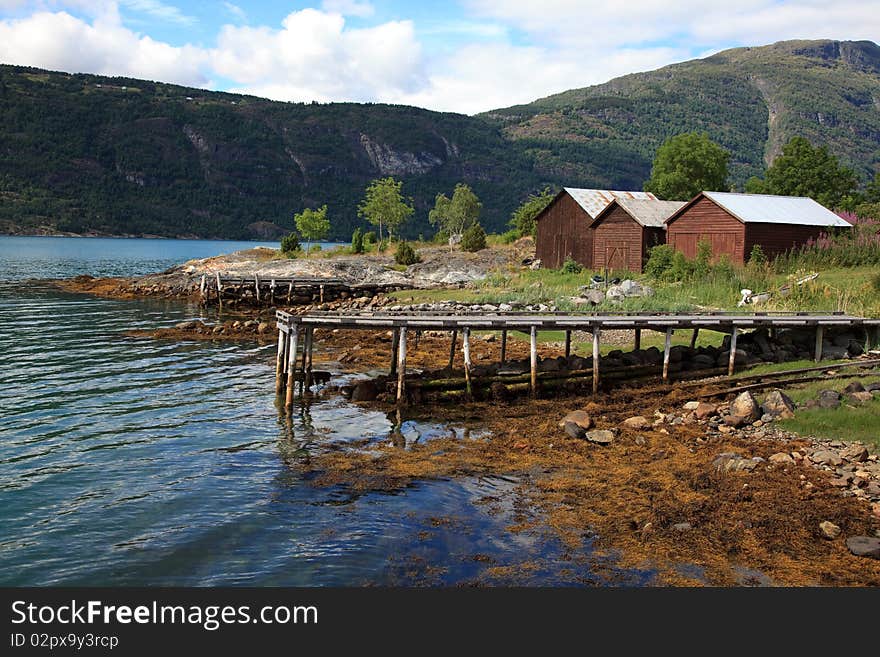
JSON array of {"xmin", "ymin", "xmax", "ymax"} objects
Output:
[
  {"xmin": 273, "ymin": 309, "xmax": 880, "ymax": 410},
  {"xmin": 200, "ymin": 274, "xmax": 402, "ymax": 308}
]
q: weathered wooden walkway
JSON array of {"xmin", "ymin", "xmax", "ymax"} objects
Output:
[
  {"xmin": 273, "ymin": 309, "xmax": 880, "ymax": 410},
  {"xmin": 199, "ymin": 273, "xmax": 403, "ymax": 307}
]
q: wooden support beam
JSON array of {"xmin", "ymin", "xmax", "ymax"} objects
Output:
[
  {"xmin": 269, "ymin": 279, "xmax": 276, "ymax": 304},
  {"xmin": 448, "ymin": 330, "xmax": 457, "ymax": 370},
  {"xmin": 662, "ymin": 328, "xmax": 673, "ymax": 382},
  {"xmin": 690, "ymin": 328, "xmax": 699, "ymax": 349},
  {"xmin": 728, "ymin": 327, "xmax": 739, "ymax": 376},
  {"xmin": 634, "ymin": 328, "xmax": 641, "ymax": 351},
  {"xmin": 298, "ymin": 328, "xmax": 310, "ymax": 397},
  {"xmin": 463, "ymin": 328, "xmax": 472, "ymax": 396},
  {"xmin": 500, "ymin": 330, "xmax": 507, "ymax": 365},
  {"xmin": 390, "ymin": 327, "xmax": 399, "ymax": 376},
  {"xmin": 275, "ymin": 328, "xmax": 286, "ymax": 395},
  {"xmin": 319, "ymin": 284, "xmax": 325, "ymax": 304},
  {"xmin": 199, "ymin": 274, "xmax": 206, "ymax": 302},
  {"xmin": 284, "ymin": 325, "xmax": 299, "ymax": 411},
  {"xmin": 287, "ymin": 282, "xmax": 293, "ymax": 303},
  {"xmin": 814, "ymin": 325, "xmax": 824, "ymax": 362},
  {"xmin": 396, "ymin": 328, "xmax": 407, "ymax": 404},
  {"xmin": 304, "ymin": 327, "xmax": 314, "ymax": 391},
  {"xmin": 255, "ymin": 273, "xmax": 260, "ymax": 302},
  {"xmin": 592, "ymin": 329, "xmax": 600, "ymax": 394},
  {"xmin": 530, "ymin": 326, "xmax": 538, "ymax": 397},
  {"xmin": 564, "ymin": 330, "xmax": 572, "ymax": 358},
  {"xmin": 215, "ymin": 272, "xmax": 222, "ymax": 309}
]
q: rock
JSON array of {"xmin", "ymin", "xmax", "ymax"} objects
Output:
[
  {"xmin": 819, "ymin": 521, "xmax": 841, "ymax": 539},
  {"xmin": 843, "ymin": 381, "xmax": 866, "ymax": 394},
  {"xmin": 717, "ymin": 349, "xmax": 748, "ymax": 368},
  {"xmin": 350, "ymin": 380, "xmax": 379, "ymax": 402},
  {"xmin": 730, "ymin": 391, "xmax": 761, "ymax": 423},
  {"xmin": 810, "ymin": 450, "xmax": 844, "ymax": 466},
  {"xmin": 866, "ymin": 382, "xmax": 880, "ymax": 393},
  {"xmin": 694, "ymin": 402, "xmax": 718, "ymax": 420},
  {"xmin": 257, "ymin": 321, "xmax": 270, "ymax": 334},
  {"xmin": 848, "ymin": 391, "xmax": 873, "ymax": 403},
  {"xmin": 761, "ymin": 390, "xmax": 796, "ymax": 419},
  {"xmin": 175, "ymin": 320, "xmax": 199, "ymax": 330},
  {"xmin": 585, "ymin": 429, "xmax": 615, "ymax": 445},
  {"xmin": 713, "ymin": 453, "xmax": 758, "ymax": 473},
  {"xmin": 621, "ymin": 416, "xmax": 651, "ymax": 430},
  {"xmin": 564, "ymin": 422, "xmax": 586, "ymax": 440},
  {"xmin": 575, "ymin": 289, "xmax": 605, "ymax": 305},
  {"xmin": 841, "ymin": 444, "xmax": 869, "ymax": 463},
  {"xmin": 560, "ymin": 410, "xmax": 593, "ymax": 431},
  {"xmin": 817, "ymin": 390, "xmax": 841, "ymax": 409},
  {"xmin": 845, "ymin": 536, "xmax": 880, "ymax": 559},
  {"xmin": 672, "ymin": 522, "xmax": 693, "ymax": 532},
  {"xmin": 723, "ymin": 415, "xmax": 747, "ymax": 428},
  {"xmin": 683, "ymin": 401, "xmax": 700, "ymax": 411},
  {"xmin": 605, "ymin": 285, "xmax": 625, "ymax": 302},
  {"xmin": 634, "ymin": 435, "xmax": 647, "ymax": 446},
  {"xmin": 769, "ymin": 452, "xmax": 795, "ymax": 464},
  {"xmin": 829, "ymin": 476, "xmax": 853, "ymax": 487}
]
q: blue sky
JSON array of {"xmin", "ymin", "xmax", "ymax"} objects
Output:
[{"xmin": 0, "ymin": 1, "xmax": 877, "ymax": 113}]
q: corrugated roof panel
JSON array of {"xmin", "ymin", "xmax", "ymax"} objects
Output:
[
  {"xmin": 703, "ymin": 191, "xmax": 852, "ymax": 227},
  {"xmin": 563, "ymin": 188, "xmax": 657, "ymax": 218},
  {"xmin": 615, "ymin": 198, "xmax": 686, "ymax": 227}
]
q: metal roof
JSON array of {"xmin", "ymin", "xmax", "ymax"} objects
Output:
[
  {"xmin": 611, "ymin": 198, "xmax": 686, "ymax": 227},
  {"xmin": 702, "ymin": 191, "xmax": 852, "ymax": 227},
  {"xmin": 563, "ymin": 188, "xmax": 657, "ymax": 218}
]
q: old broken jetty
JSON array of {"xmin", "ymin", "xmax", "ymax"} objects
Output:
[{"xmin": 272, "ymin": 309, "xmax": 880, "ymax": 411}]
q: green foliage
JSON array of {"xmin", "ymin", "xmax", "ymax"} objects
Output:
[
  {"xmin": 644, "ymin": 132, "xmax": 730, "ymax": 200},
  {"xmin": 394, "ymin": 240, "xmax": 420, "ymax": 266},
  {"xmin": 499, "ymin": 229, "xmax": 520, "ymax": 244},
  {"xmin": 350, "ymin": 227, "xmax": 364, "ymax": 254},
  {"xmin": 377, "ymin": 238, "xmax": 389, "ymax": 252},
  {"xmin": 872, "ymin": 271, "xmax": 880, "ymax": 294},
  {"xmin": 772, "ymin": 222, "xmax": 880, "ymax": 272},
  {"xmin": 280, "ymin": 232, "xmax": 301, "ymax": 255},
  {"xmin": 294, "ymin": 205, "xmax": 330, "ymax": 250},
  {"xmin": 747, "ymin": 136, "xmax": 859, "ymax": 209},
  {"xmin": 560, "ymin": 257, "xmax": 583, "ymax": 274},
  {"xmin": 694, "ymin": 239, "xmax": 713, "ymax": 278},
  {"xmin": 668, "ymin": 251, "xmax": 695, "ymax": 281},
  {"xmin": 748, "ymin": 244, "xmax": 767, "ymax": 266},
  {"xmin": 644, "ymin": 244, "xmax": 675, "ymax": 279},
  {"xmin": 363, "ymin": 230, "xmax": 377, "ymax": 245},
  {"xmin": 308, "ymin": 244, "xmax": 322, "ymax": 253},
  {"xmin": 460, "ymin": 223, "xmax": 487, "ymax": 252},
  {"xmin": 509, "ymin": 186, "xmax": 555, "ymax": 237},
  {"xmin": 428, "ymin": 183, "xmax": 482, "ymax": 238},
  {"xmin": 357, "ymin": 177, "xmax": 414, "ymax": 244}
]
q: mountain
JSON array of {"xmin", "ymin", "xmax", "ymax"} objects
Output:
[
  {"xmin": 1, "ymin": 39, "xmax": 878, "ymax": 240},
  {"xmin": 483, "ymin": 39, "xmax": 880, "ymax": 190}
]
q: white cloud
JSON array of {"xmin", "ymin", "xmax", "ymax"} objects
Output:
[
  {"xmin": 119, "ymin": 0, "xmax": 194, "ymax": 25},
  {"xmin": 214, "ymin": 9, "xmax": 425, "ymax": 102},
  {"xmin": 0, "ymin": 10, "xmax": 209, "ymax": 85},
  {"xmin": 320, "ymin": 0, "xmax": 373, "ymax": 18},
  {"xmin": 222, "ymin": 1, "xmax": 245, "ymax": 23}
]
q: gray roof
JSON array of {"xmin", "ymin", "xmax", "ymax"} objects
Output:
[
  {"xmin": 702, "ymin": 191, "xmax": 851, "ymax": 227},
  {"xmin": 563, "ymin": 188, "xmax": 657, "ymax": 218},
  {"xmin": 611, "ymin": 197, "xmax": 686, "ymax": 227}
]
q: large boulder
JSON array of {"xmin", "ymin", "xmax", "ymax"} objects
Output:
[
  {"xmin": 761, "ymin": 390, "xmax": 796, "ymax": 419},
  {"xmin": 618, "ymin": 279, "xmax": 653, "ymax": 298},
  {"xmin": 729, "ymin": 391, "xmax": 761, "ymax": 423},
  {"xmin": 846, "ymin": 536, "xmax": 880, "ymax": 559},
  {"xmin": 560, "ymin": 410, "xmax": 593, "ymax": 439},
  {"xmin": 817, "ymin": 390, "xmax": 841, "ymax": 409}
]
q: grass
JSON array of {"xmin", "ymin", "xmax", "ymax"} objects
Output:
[{"xmin": 778, "ymin": 400, "xmax": 880, "ymax": 448}]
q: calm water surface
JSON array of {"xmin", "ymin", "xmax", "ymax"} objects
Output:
[{"xmin": 0, "ymin": 236, "xmax": 650, "ymax": 585}]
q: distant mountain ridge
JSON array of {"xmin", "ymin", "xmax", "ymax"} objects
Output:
[{"xmin": 0, "ymin": 39, "xmax": 877, "ymax": 239}]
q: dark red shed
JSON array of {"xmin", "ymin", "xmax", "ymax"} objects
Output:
[{"xmin": 591, "ymin": 197, "xmax": 684, "ymax": 272}]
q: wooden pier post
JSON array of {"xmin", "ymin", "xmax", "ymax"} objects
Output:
[
  {"xmin": 270, "ymin": 279, "xmax": 276, "ymax": 304},
  {"xmin": 814, "ymin": 326, "xmax": 824, "ymax": 362},
  {"xmin": 275, "ymin": 327, "xmax": 287, "ymax": 395},
  {"xmin": 448, "ymin": 330, "xmax": 457, "ymax": 370},
  {"xmin": 728, "ymin": 327, "xmax": 739, "ymax": 376},
  {"xmin": 215, "ymin": 272, "xmax": 222, "ymax": 309},
  {"xmin": 299, "ymin": 328, "xmax": 311, "ymax": 396},
  {"xmin": 690, "ymin": 328, "xmax": 699, "ymax": 349},
  {"xmin": 304, "ymin": 327, "xmax": 314, "ymax": 391},
  {"xmin": 287, "ymin": 282, "xmax": 293, "ymax": 303},
  {"xmin": 592, "ymin": 329, "xmax": 600, "ymax": 394},
  {"xmin": 284, "ymin": 325, "xmax": 299, "ymax": 411},
  {"xmin": 396, "ymin": 328, "xmax": 407, "ymax": 403},
  {"xmin": 634, "ymin": 328, "xmax": 641, "ymax": 351},
  {"xmin": 530, "ymin": 326, "xmax": 538, "ymax": 397},
  {"xmin": 319, "ymin": 284, "xmax": 325, "ymax": 304},
  {"xmin": 463, "ymin": 328, "xmax": 472, "ymax": 396},
  {"xmin": 564, "ymin": 330, "xmax": 572, "ymax": 358},
  {"xmin": 199, "ymin": 274, "xmax": 206, "ymax": 302},
  {"xmin": 254, "ymin": 273, "xmax": 260, "ymax": 303},
  {"xmin": 662, "ymin": 328, "xmax": 673, "ymax": 382},
  {"xmin": 390, "ymin": 328, "xmax": 399, "ymax": 376},
  {"xmin": 500, "ymin": 330, "xmax": 507, "ymax": 365}
]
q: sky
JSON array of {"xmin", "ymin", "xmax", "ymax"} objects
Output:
[{"xmin": 0, "ymin": 1, "xmax": 877, "ymax": 114}]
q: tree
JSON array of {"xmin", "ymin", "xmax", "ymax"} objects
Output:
[
  {"xmin": 350, "ymin": 227, "xmax": 364, "ymax": 254},
  {"xmin": 280, "ymin": 232, "xmax": 301, "ymax": 255},
  {"xmin": 746, "ymin": 136, "xmax": 859, "ymax": 209},
  {"xmin": 644, "ymin": 132, "xmax": 729, "ymax": 201},
  {"xmin": 357, "ymin": 177, "xmax": 414, "ymax": 249},
  {"xmin": 428, "ymin": 183, "xmax": 482, "ymax": 240},
  {"xmin": 293, "ymin": 205, "xmax": 330, "ymax": 251},
  {"xmin": 460, "ymin": 224, "xmax": 487, "ymax": 252},
  {"xmin": 509, "ymin": 186, "xmax": 555, "ymax": 237}
]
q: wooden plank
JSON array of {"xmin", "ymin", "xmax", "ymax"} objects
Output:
[
  {"xmin": 592, "ymin": 329, "xmax": 600, "ymax": 394},
  {"xmin": 500, "ymin": 330, "xmax": 507, "ymax": 364},
  {"xmin": 275, "ymin": 327, "xmax": 286, "ymax": 395},
  {"xmin": 284, "ymin": 326, "xmax": 299, "ymax": 410},
  {"xmin": 662, "ymin": 328, "xmax": 673, "ymax": 382},
  {"xmin": 815, "ymin": 326, "xmax": 824, "ymax": 362},
  {"xmin": 728, "ymin": 327, "xmax": 739, "ymax": 376}
]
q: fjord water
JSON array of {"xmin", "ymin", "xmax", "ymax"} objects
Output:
[{"xmin": 0, "ymin": 236, "xmax": 646, "ymax": 586}]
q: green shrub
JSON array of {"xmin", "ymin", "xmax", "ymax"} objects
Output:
[
  {"xmin": 461, "ymin": 224, "xmax": 487, "ymax": 252},
  {"xmin": 644, "ymin": 244, "xmax": 675, "ymax": 279},
  {"xmin": 499, "ymin": 229, "xmax": 520, "ymax": 244},
  {"xmin": 363, "ymin": 231, "xmax": 377, "ymax": 245},
  {"xmin": 713, "ymin": 253, "xmax": 735, "ymax": 280},
  {"xmin": 351, "ymin": 227, "xmax": 364, "ymax": 254},
  {"xmin": 377, "ymin": 238, "xmax": 389, "ymax": 252},
  {"xmin": 668, "ymin": 250, "xmax": 694, "ymax": 281},
  {"xmin": 280, "ymin": 232, "xmax": 301, "ymax": 255},
  {"xmin": 308, "ymin": 244, "xmax": 322, "ymax": 253},
  {"xmin": 561, "ymin": 256, "xmax": 582, "ymax": 274},
  {"xmin": 748, "ymin": 244, "xmax": 767, "ymax": 266},
  {"xmin": 694, "ymin": 239, "xmax": 712, "ymax": 278},
  {"xmin": 873, "ymin": 271, "xmax": 880, "ymax": 294},
  {"xmin": 394, "ymin": 241, "xmax": 420, "ymax": 266}
]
